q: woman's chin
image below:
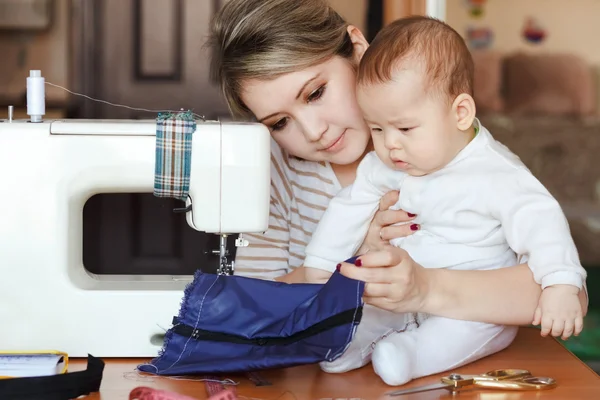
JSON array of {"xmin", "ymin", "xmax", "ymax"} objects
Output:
[{"xmin": 328, "ymin": 142, "xmax": 369, "ymax": 166}]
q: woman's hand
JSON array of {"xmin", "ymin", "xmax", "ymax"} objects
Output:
[
  {"xmin": 339, "ymin": 246, "xmax": 429, "ymax": 314},
  {"xmin": 357, "ymin": 190, "xmax": 418, "ymax": 255}
]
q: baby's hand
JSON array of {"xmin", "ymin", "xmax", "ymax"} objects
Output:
[{"xmin": 533, "ymin": 285, "xmax": 583, "ymax": 340}]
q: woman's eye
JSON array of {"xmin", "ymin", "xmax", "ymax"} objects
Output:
[
  {"xmin": 307, "ymin": 85, "xmax": 326, "ymax": 102},
  {"xmin": 270, "ymin": 118, "xmax": 288, "ymax": 131}
]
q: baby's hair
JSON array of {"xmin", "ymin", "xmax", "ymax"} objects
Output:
[
  {"xmin": 206, "ymin": 0, "xmax": 353, "ymax": 119},
  {"xmin": 357, "ymin": 16, "xmax": 474, "ymax": 102}
]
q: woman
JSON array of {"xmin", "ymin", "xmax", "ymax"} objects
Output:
[{"xmin": 207, "ymin": 0, "xmax": 587, "ymax": 333}]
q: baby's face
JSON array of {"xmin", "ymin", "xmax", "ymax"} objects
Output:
[{"xmin": 357, "ymin": 68, "xmax": 466, "ymax": 176}]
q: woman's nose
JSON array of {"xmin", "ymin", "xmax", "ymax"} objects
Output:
[
  {"xmin": 299, "ymin": 111, "xmax": 328, "ymax": 142},
  {"xmin": 305, "ymin": 122, "xmax": 327, "ymax": 142}
]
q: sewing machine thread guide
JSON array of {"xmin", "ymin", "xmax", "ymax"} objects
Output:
[{"xmin": 246, "ymin": 371, "xmax": 272, "ymax": 386}]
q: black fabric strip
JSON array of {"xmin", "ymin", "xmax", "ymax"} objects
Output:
[
  {"xmin": 0, "ymin": 354, "xmax": 104, "ymax": 400},
  {"xmin": 172, "ymin": 306, "xmax": 363, "ymax": 346}
]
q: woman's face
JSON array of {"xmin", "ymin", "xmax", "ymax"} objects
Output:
[{"xmin": 240, "ymin": 52, "xmax": 371, "ymax": 165}]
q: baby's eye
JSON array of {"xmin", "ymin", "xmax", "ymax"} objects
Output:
[
  {"xmin": 307, "ymin": 85, "xmax": 326, "ymax": 102},
  {"xmin": 371, "ymin": 127, "xmax": 382, "ymax": 132},
  {"xmin": 270, "ymin": 118, "xmax": 288, "ymax": 132},
  {"xmin": 399, "ymin": 127, "xmax": 413, "ymax": 132}
]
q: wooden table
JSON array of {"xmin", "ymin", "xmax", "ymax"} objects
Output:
[{"xmin": 70, "ymin": 327, "xmax": 600, "ymax": 399}]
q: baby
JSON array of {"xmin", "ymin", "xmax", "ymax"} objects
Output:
[{"xmin": 303, "ymin": 16, "xmax": 587, "ymax": 386}]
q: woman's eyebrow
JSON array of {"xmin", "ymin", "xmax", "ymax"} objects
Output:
[
  {"xmin": 295, "ymin": 73, "xmax": 321, "ymax": 100},
  {"xmin": 258, "ymin": 112, "xmax": 278, "ymax": 123}
]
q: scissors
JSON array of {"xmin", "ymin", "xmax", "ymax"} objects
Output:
[{"xmin": 386, "ymin": 369, "xmax": 556, "ymax": 396}]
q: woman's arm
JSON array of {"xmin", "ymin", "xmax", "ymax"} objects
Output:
[
  {"xmin": 339, "ymin": 248, "xmax": 589, "ymax": 327},
  {"xmin": 422, "ymin": 263, "xmax": 588, "ymax": 325}
]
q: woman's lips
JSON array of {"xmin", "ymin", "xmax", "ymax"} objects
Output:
[{"xmin": 323, "ymin": 131, "xmax": 346, "ymax": 152}]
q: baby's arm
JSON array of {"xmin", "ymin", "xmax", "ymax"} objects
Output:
[
  {"xmin": 491, "ymin": 168, "xmax": 586, "ymax": 339},
  {"xmin": 303, "ymin": 152, "xmax": 393, "ymax": 283}
]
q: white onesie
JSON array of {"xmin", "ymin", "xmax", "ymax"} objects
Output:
[{"xmin": 304, "ymin": 121, "xmax": 586, "ymax": 386}]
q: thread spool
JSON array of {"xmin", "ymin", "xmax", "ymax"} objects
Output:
[{"xmin": 27, "ymin": 70, "xmax": 45, "ymax": 123}]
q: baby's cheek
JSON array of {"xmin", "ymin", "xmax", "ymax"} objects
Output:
[{"xmin": 411, "ymin": 144, "xmax": 434, "ymax": 164}]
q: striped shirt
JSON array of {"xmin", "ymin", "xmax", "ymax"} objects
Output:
[{"xmin": 234, "ymin": 138, "xmax": 342, "ymax": 280}]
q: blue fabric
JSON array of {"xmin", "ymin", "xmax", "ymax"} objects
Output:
[{"xmin": 137, "ymin": 257, "xmax": 364, "ymax": 375}]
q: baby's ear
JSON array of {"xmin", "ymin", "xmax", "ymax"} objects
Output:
[{"xmin": 452, "ymin": 93, "xmax": 476, "ymax": 131}]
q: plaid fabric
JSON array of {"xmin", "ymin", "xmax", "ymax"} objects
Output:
[{"xmin": 154, "ymin": 111, "xmax": 196, "ymax": 201}]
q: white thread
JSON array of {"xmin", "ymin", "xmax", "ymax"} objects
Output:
[
  {"xmin": 122, "ymin": 370, "xmax": 155, "ymax": 382},
  {"xmin": 44, "ymin": 81, "xmax": 206, "ymax": 120},
  {"xmin": 122, "ymin": 370, "xmax": 239, "ymax": 385},
  {"xmin": 163, "ymin": 376, "xmax": 238, "ymax": 385},
  {"xmin": 27, "ymin": 70, "xmax": 45, "ymax": 122},
  {"xmin": 156, "ymin": 323, "xmax": 168, "ymax": 332}
]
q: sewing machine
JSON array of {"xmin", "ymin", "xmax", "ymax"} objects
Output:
[{"xmin": 0, "ymin": 71, "xmax": 271, "ymax": 357}]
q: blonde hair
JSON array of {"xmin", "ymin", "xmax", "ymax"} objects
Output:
[
  {"xmin": 207, "ymin": 0, "xmax": 354, "ymax": 119},
  {"xmin": 358, "ymin": 16, "xmax": 474, "ymax": 102}
]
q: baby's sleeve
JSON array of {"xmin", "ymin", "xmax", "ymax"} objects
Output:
[
  {"xmin": 304, "ymin": 152, "xmax": 389, "ymax": 272},
  {"xmin": 490, "ymin": 167, "xmax": 587, "ymax": 290}
]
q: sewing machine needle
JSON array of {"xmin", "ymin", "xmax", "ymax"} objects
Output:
[{"xmin": 386, "ymin": 382, "xmax": 449, "ymax": 396}]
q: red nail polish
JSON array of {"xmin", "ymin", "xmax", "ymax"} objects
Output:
[
  {"xmin": 407, "ymin": 213, "xmax": 416, "ymax": 217},
  {"xmin": 410, "ymin": 224, "xmax": 419, "ymax": 231},
  {"xmin": 336, "ymin": 263, "xmax": 341, "ymax": 271},
  {"xmin": 355, "ymin": 259, "xmax": 362, "ymax": 267}
]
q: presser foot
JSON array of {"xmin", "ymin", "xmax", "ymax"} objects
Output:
[
  {"xmin": 213, "ymin": 234, "xmax": 249, "ymax": 276},
  {"xmin": 217, "ymin": 255, "xmax": 234, "ymax": 276}
]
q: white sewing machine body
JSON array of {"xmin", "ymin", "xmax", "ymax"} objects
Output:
[{"xmin": 0, "ymin": 116, "xmax": 271, "ymax": 356}]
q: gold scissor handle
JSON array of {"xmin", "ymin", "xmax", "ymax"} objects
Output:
[
  {"xmin": 441, "ymin": 369, "xmax": 556, "ymax": 391},
  {"xmin": 475, "ymin": 369, "xmax": 533, "ymax": 381},
  {"xmin": 474, "ymin": 375, "xmax": 557, "ymax": 391}
]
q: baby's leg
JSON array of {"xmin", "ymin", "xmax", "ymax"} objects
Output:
[
  {"xmin": 319, "ymin": 304, "xmax": 418, "ymax": 373},
  {"xmin": 371, "ymin": 316, "xmax": 518, "ymax": 386}
]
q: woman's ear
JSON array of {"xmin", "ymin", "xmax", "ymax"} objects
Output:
[
  {"xmin": 451, "ymin": 93, "xmax": 476, "ymax": 131},
  {"xmin": 347, "ymin": 25, "xmax": 369, "ymax": 63}
]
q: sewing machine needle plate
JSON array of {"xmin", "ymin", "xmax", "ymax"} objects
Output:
[{"xmin": 387, "ymin": 382, "xmax": 449, "ymax": 396}]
